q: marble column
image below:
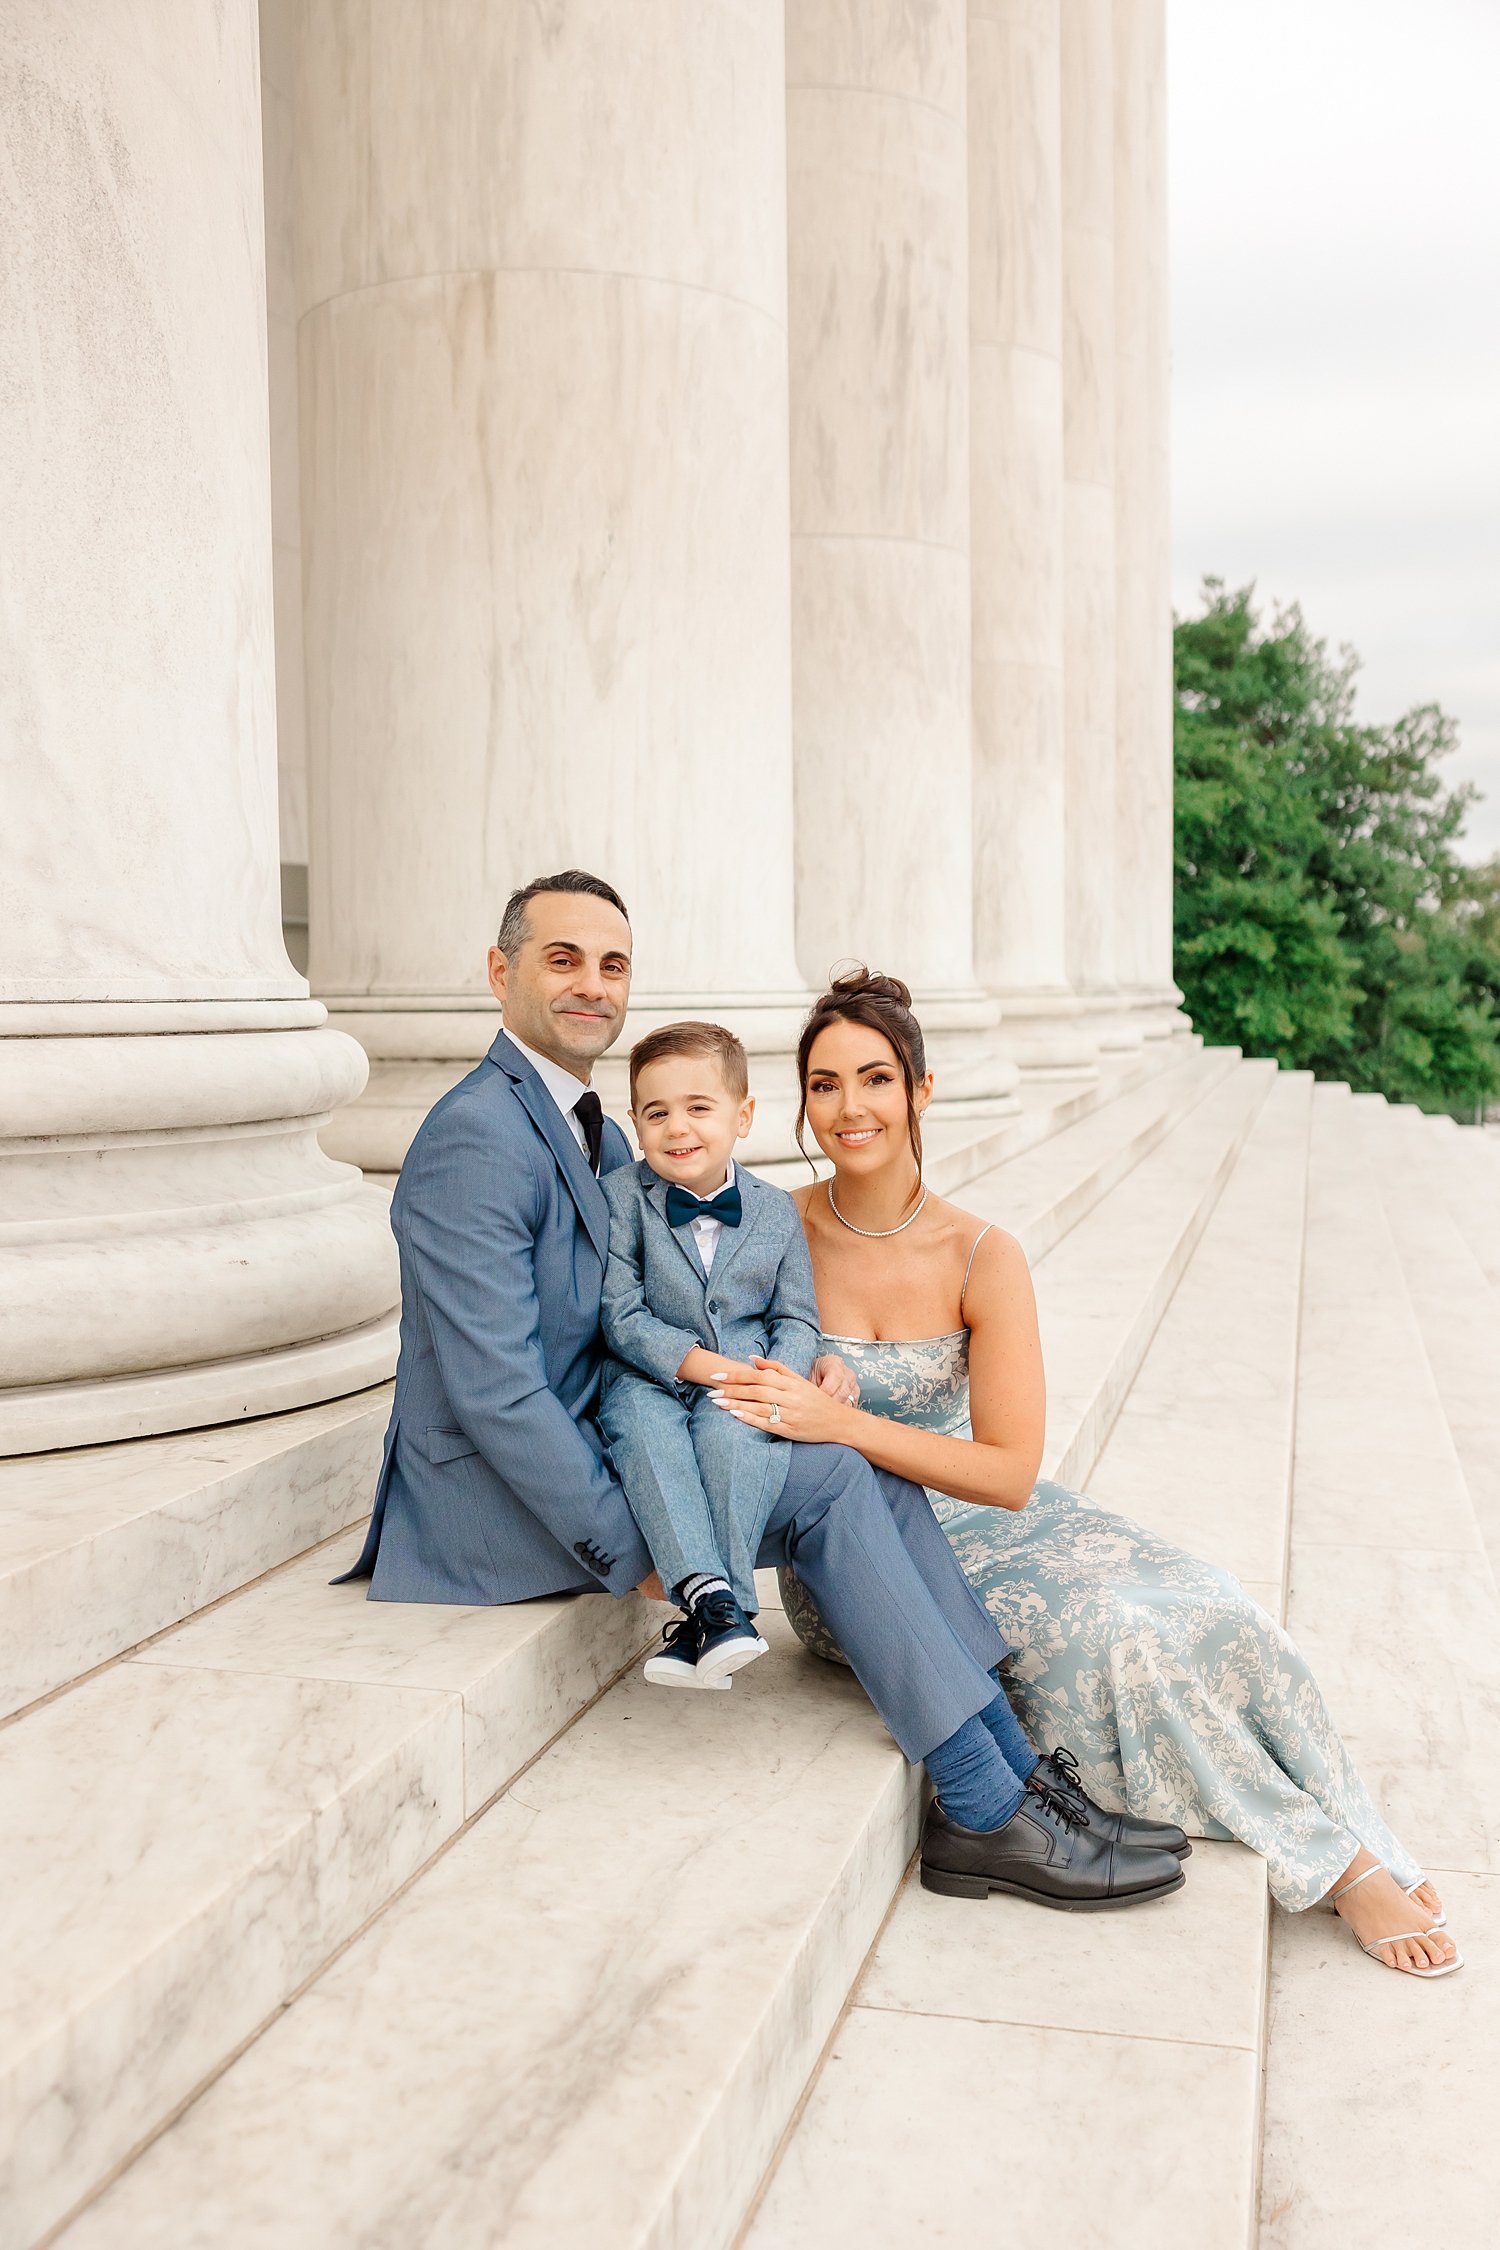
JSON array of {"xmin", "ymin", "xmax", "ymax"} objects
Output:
[
  {"xmin": 786, "ymin": 1, "xmax": 1016, "ymax": 1110},
  {"xmin": 259, "ymin": 0, "xmax": 309, "ymax": 969},
  {"xmin": 0, "ymin": 2, "xmax": 399, "ymax": 1453},
  {"xmin": 1113, "ymin": 0, "xmax": 1185, "ymax": 1038},
  {"xmin": 294, "ymin": 2, "xmax": 809, "ymax": 1168},
  {"xmin": 1059, "ymin": 0, "xmax": 1138, "ymax": 1049},
  {"xmin": 968, "ymin": 0, "xmax": 1095, "ymax": 1078}
]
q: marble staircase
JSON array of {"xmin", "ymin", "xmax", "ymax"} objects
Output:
[{"xmin": 5, "ymin": 1051, "xmax": 1496, "ymax": 2248}]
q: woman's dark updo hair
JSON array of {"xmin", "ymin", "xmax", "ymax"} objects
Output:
[{"xmin": 796, "ymin": 967, "xmax": 929, "ymax": 1196}]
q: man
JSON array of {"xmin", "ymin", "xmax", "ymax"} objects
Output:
[{"xmin": 339, "ymin": 870, "xmax": 1183, "ymax": 1908}]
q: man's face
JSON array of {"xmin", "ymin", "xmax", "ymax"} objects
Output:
[{"xmin": 488, "ymin": 891, "xmax": 633, "ymax": 1078}]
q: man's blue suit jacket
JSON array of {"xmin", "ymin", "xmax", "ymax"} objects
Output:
[{"xmin": 339, "ymin": 1029, "xmax": 654, "ymax": 1603}]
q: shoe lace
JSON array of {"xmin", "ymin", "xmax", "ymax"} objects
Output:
[
  {"xmin": 1026, "ymin": 1773, "xmax": 1089, "ymax": 1834},
  {"xmin": 1043, "ymin": 1745, "xmax": 1087, "ymax": 1804}
]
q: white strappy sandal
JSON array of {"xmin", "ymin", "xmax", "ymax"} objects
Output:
[{"xmin": 1329, "ymin": 1863, "xmax": 1464, "ymax": 1978}]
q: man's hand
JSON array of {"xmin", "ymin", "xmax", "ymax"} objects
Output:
[
  {"xmin": 636, "ymin": 1570, "xmax": 668, "ymax": 1602},
  {"xmin": 813, "ymin": 1352, "xmax": 861, "ymax": 1407}
]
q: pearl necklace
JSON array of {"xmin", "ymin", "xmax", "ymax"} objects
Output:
[{"xmin": 827, "ymin": 1181, "xmax": 930, "ymax": 1238}]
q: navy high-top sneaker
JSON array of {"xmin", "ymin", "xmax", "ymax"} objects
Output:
[
  {"xmin": 694, "ymin": 1591, "xmax": 769, "ymax": 1686},
  {"xmin": 643, "ymin": 1611, "xmax": 731, "ymax": 1690}
]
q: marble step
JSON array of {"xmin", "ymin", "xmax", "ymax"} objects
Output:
[
  {"xmin": 1423, "ymin": 1108, "xmax": 1500, "ymax": 1296},
  {"xmin": 0, "ymin": 1570, "xmax": 660, "ymax": 2248},
  {"xmin": 0, "ymin": 1387, "xmax": 390, "ymax": 1721},
  {"xmin": 1032, "ymin": 1054, "xmax": 1277, "ymax": 1487},
  {"xmin": 742, "ymin": 1071, "xmax": 1312, "ymax": 2250},
  {"xmin": 1356, "ymin": 1097, "xmax": 1500, "ymax": 1591},
  {"xmin": 46, "ymin": 1059, "xmax": 1279, "ymax": 2249},
  {"xmin": 1258, "ymin": 1084, "xmax": 1500, "ymax": 2250},
  {"xmin": 54, "ymin": 1610, "xmax": 919, "ymax": 2250},
  {"xmin": 955, "ymin": 1040, "xmax": 1238, "ymax": 1265}
]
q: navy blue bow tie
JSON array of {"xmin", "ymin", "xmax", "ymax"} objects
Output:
[{"xmin": 665, "ymin": 1180, "xmax": 743, "ymax": 1231}]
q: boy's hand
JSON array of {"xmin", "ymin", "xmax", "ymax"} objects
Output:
[
  {"xmin": 676, "ymin": 1345, "xmax": 758, "ymax": 1388},
  {"xmin": 635, "ymin": 1570, "xmax": 668, "ymax": 1601}
]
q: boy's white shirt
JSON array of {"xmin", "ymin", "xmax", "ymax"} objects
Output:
[{"xmin": 680, "ymin": 1160, "xmax": 736, "ymax": 1274}]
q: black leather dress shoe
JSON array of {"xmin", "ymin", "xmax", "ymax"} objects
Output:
[
  {"xmin": 919, "ymin": 1787, "xmax": 1186, "ymax": 1911},
  {"xmin": 1033, "ymin": 1747, "xmax": 1192, "ymax": 1859}
]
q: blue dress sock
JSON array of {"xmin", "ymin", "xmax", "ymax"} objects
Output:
[
  {"xmin": 980, "ymin": 1672, "xmax": 1041, "ymax": 1781},
  {"xmin": 925, "ymin": 1712, "xmax": 1028, "ymax": 1834}
]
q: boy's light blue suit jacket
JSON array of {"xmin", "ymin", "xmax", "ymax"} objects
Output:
[{"xmin": 599, "ymin": 1158, "xmax": 821, "ymax": 1393}]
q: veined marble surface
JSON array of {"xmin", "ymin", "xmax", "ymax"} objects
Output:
[
  {"xmin": 146, "ymin": 1539, "xmax": 662, "ymax": 1817},
  {"xmin": 0, "ymin": 1389, "xmax": 390, "ymax": 1718},
  {"xmin": 56, "ymin": 1615, "xmax": 918, "ymax": 2250},
  {"xmin": 1, "ymin": 1659, "xmax": 460, "ymax": 2248},
  {"xmin": 1033, "ymin": 1060, "xmax": 1273, "ymax": 1487},
  {"xmin": 1256, "ymin": 1087, "xmax": 1500, "ymax": 2246}
]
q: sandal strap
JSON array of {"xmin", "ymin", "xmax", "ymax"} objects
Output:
[
  {"xmin": 1329, "ymin": 1863, "xmax": 1385, "ymax": 1905},
  {"xmin": 1362, "ymin": 1930, "xmax": 1434, "ymax": 1950}
]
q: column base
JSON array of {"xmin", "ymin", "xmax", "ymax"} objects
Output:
[
  {"xmin": 991, "ymin": 990, "xmax": 1101, "ymax": 1082},
  {"xmin": 0, "ymin": 1006, "xmax": 400, "ymax": 1455}
]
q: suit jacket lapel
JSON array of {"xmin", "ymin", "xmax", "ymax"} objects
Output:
[
  {"xmin": 490, "ymin": 1032, "xmax": 611, "ymax": 1266},
  {"xmin": 701, "ymin": 1172, "xmax": 761, "ymax": 1297}
]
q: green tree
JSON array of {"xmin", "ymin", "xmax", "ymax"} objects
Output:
[{"xmin": 1173, "ymin": 582, "xmax": 1500, "ymax": 1115}]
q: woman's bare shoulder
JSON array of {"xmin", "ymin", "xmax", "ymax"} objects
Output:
[{"xmin": 790, "ymin": 1180, "xmax": 823, "ymax": 1218}]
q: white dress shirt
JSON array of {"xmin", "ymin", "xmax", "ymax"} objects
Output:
[
  {"xmin": 503, "ymin": 1028, "xmax": 592, "ymax": 1156},
  {"xmin": 680, "ymin": 1162, "xmax": 736, "ymax": 1274}
]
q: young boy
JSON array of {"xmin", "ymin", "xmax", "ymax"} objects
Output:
[{"xmin": 598, "ymin": 1022, "xmax": 821, "ymax": 1689}]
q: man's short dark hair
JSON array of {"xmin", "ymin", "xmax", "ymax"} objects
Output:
[{"xmin": 496, "ymin": 870, "xmax": 630, "ymax": 956}]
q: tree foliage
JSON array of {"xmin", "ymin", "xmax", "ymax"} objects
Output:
[{"xmin": 1173, "ymin": 581, "xmax": 1500, "ymax": 1115}]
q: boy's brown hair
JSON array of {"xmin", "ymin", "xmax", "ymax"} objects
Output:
[{"xmin": 628, "ymin": 1021, "xmax": 750, "ymax": 1107}]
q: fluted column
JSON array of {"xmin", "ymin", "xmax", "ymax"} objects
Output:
[
  {"xmin": 1113, "ymin": 0, "xmax": 1185, "ymax": 1038},
  {"xmin": 1060, "ymin": 0, "xmax": 1138, "ymax": 1049},
  {"xmin": 786, "ymin": 2, "xmax": 1016, "ymax": 1110},
  {"xmin": 968, "ymin": 0, "xmax": 1095, "ymax": 1077},
  {"xmin": 0, "ymin": 1, "xmax": 399, "ymax": 1454},
  {"xmin": 295, "ymin": 2, "xmax": 809, "ymax": 1167}
]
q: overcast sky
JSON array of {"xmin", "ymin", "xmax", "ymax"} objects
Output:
[{"xmin": 1168, "ymin": 0, "xmax": 1500, "ymax": 858}]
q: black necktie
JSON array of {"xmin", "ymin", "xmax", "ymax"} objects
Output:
[
  {"xmin": 574, "ymin": 1090, "xmax": 604, "ymax": 1174},
  {"xmin": 665, "ymin": 1180, "xmax": 743, "ymax": 1230}
]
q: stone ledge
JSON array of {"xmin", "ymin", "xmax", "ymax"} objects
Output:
[
  {"xmin": 0, "ymin": 1578, "xmax": 658, "ymax": 2248},
  {"xmin": 0, "ymin": 1389, "xmax": 391, "ymax": 1721}
]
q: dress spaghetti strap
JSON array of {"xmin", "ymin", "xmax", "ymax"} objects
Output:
[{"xmin": 959, "ymin": 1224, "xmax": 995, "ymax": 1320}]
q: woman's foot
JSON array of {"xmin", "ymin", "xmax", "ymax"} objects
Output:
[
  {"xmin": 1330, "ymin": 1851, "xmax": 1458, "ymax": 1974},
  {"xmin": 1408, "ymin": 1877, "xmax": 1445, "ymax": 1922}
]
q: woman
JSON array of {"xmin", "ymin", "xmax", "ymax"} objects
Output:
[{"xmin": 712, "ymin": 970, "xmax": 1460, "ymax": 1979}]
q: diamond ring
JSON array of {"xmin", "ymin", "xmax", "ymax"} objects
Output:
[{"xmin": 769, "ymin": 1403, "xmax": 781, "ymax": 1426}]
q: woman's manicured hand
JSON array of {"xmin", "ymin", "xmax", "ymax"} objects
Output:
[{"xmin": 711, "ymin": 1357, "xmax": 857, "ymax": 1442}]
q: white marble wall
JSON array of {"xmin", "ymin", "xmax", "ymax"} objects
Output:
[
  {"xmin": 0, "ymin": 1, "xmax": 397, "ymax": 1451},
  {"xmin": 967, "ymin": 0, "xmax": 1095, "ymax": 1078},
  {"xmin": 785, "ymin": 2, "xmax": 1014, "ymax": 1110},
  {"xmin": 294, "ymin": 1, "xmax": 810, "ymax": 1168}
]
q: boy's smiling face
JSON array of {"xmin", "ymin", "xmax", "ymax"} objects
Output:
[{"xmin": 631, "ymin": 1053, "xmax": 755, "ymax": 1199}]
